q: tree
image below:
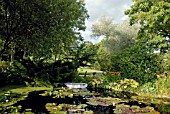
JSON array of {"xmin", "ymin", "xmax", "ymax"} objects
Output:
[
  {"xmin": 114, "ymin": 43, "xmax": 163, "ymax": 84},
  {"xmin": 125, "ymin": 0, "xmax": 170, "ymax": 53},
  {"xmin": 65, "ymin": 41, "xmax": 98, "ymax": 71},
  {"xmin": 91, "ymin": 17, "xmax": 139, "ymax": 71},
  {"xmin": 0, "ymin": 0, "xmax": 89, "ymax": 61},
  {"xmin": 92, "ymin": 17, "xmax": 139, "ymax": 53},
  {"xmin": 94, "ymin": 40, "xmax": 112, "ymax": 71}
]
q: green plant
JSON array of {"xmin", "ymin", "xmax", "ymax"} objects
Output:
[
  {"xmin": 156, "ymin": 77, "xmax": 170, "ymax": 96},
  {"xmin": 88, "ymin": 77, "xmax": 104, "ymax": 88},
  {"xmin": 112, "ymin": 45, "xmax": 163, "ymax": 84},
  {"xmin": 72, "ymin": 75, "xmax": 84, "ymax": 83},
  {"xmin": 137, "ymin": 77, "xmax": 170, "ymax": 97},
  {"xmin": 104, "ymin": 78, "xmax": 139, "ymax": 91},
  {"xmin": 1, "ymin": 105, "xmax": 22, "ymax": 114},
  {"xmin": 80, "ymin": 76, "xmax": 94, "ymax": 83},
  {"xmin": 140, "ymin": 82, "xmax": 157, "ymax": 95},
  {"xmin": 103, "ymin": 74, "xmax": 120, "ymax": 84}
]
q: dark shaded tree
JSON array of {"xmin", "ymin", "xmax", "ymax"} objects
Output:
[
  {"xmin": 66, "ymin": 41, "xmax": 98, "ymax": 71},
  {"xmin": 0, "ymin": 0, "xmax": 89, "ymax": 61}
]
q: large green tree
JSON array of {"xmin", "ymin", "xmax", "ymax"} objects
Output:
[
  {"xmin": 65, "ymin": 41, "xmax": 98, "ymax": 70},
  {"xmin": 0, "ymin": 0, "xmax": 89, "ymax": 61},
  {"xmin": 94, "ymin": 40, "xmax": 112, "ymax": 71},
  {"xmin": 92, "ymin": 17, "xmax": 139, "ymax": 53},
  {"xmin": 125, "ymin": 0, "xmax": 170, "ymax": 53},
  {"xmin": 113, "ymin": 43, "xmax": 163, "ymax": 84},
  {"xmin": 91, "ymin": 17, "xmax": 139, "ymax": 71}
]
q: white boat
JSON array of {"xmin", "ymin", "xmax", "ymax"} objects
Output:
[{"xmin": 65, "ymin": 83, "xmax": 88, "ymax": 89}]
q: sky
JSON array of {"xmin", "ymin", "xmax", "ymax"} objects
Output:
[{"xmin": 82, "ymin": 0, "xmax": 133, "ymax": 43}]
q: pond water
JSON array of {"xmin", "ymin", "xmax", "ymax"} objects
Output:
[{"xmin": 1, "ymin": 88, "xmax": 170, "ymax": 114}]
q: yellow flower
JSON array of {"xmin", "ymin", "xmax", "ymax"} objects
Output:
[
  {"xmin": 120, "ymin": 80, "xmax": 124, "ymax": 84},
  {"xmin": 124, "ymin": 78, "xmax": 129, "ymax": 82},
  {"xmin": 131, "ymin": 84, "xmax": 137, "ymax": 88},
  {"xmin": 124, "ymin": 86, "xmax": 127, "ymax": 89}
]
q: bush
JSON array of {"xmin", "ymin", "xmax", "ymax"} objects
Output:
[
  {"xmin": 137, "ymin": 76, "xmax": 170, "ymax": 96},
  {"xmin": 25, "ymin": 78, "xmax": 52, "ymax": 87},
  {"xmin": 111, "ymin": 45, "xmax": 163, "ymax": 84},
  {"xmin": 103, "ymin": 74, "xmax": 120, "ymax": 84},
  {"xmin": 0, "ymin": 61, "xmax": 27, "ymax": 86},
  {"xmin": 104, "ymin": 78, "xmax": 139, "ymax": 91},
  {"xmin": 0, "ymin": 58, "xmax": 82, "ymax": 87}
]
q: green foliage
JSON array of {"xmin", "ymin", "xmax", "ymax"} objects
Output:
[
  {"xmin": 0, "ymin": 86, "xmax": 51, "ymax": 114},
  {"xmin": 104, "ymin": 78, "xmax": 139, "ymax": 91},
  {"xmin": 138, "ymin": 76, "xmax": 170, "ymax": 96},
  {"xmin": 0, "ymin": 61, "xmax": 10, "ymax": 86},
  {"xmin": 125, "ymin": 0, "xmax": 170, "ymax": 52},
  {"xmin": 156, "ymin": 76, "xmax": 170, "ymax": 96},
  {"xmin": 78, "ymin": 76, "xmax": 95, "ymax": 84},
  {"xmin": 0, "ymin": 58, "xmax": 81, "ymax": 86},
  {"xmin": 88, "ymin": 77, "xmax": 104, "ymax": 88},
  {"xmin": 66, "ymin": 41, "xmax": 98, "ymax": 70},
  {"xmin": 162, "ymin": 50, "xmax": 170, "ymax": 75},
  {"xmin": 0, "ymin": 0, "xmax": 89, "ymax": 87},
  {"xmin": 0, "ymin": 105, "xmax": 22, "ymax": 114},
  {"xmin": 111, "ymin": 44, "xmax": 163, "ymax": 84},
  {"xmin": 95, "ymin": 40, "xmax": 112, "ymax": 71},
  {"xmin": 25, "ymin": 79, "xmax": 52, "ymax": 87},
  {"xmin": 93, "ymin": 61, "xmax": 101, "ymax": 70},
  {"xmin": 140, "ymin": 82, "xmax": 158, "ymax": 95},
  {"xmin": 92, "ymin": 17, "xmax": 139, "ymax": 71},
  {"xmin": 119, "ymin": 78, "xmax": 139, "ymax": 89},
  {"xmin": 123, "ymin": 0, "xmax": 170, "ymax": 84},
  {"xmin": 0, "ymin": 61, "xmax": 26, "ymax": 86},
  {"xmin": 68, "ymin": 72, "xmax": 83, "ymax": 83},
  {"xmin": 103, "ymin": 74, "xmax": 120, "ymax": 84},
  {"xmin": 0, "ymin": 0, "xmax": 89, "ymax": 61}
]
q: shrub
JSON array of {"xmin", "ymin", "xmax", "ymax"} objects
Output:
[
  {"xmin": 103, "ymin": 74, "xmax": 120, "ymax": 84},
  {"xmin": 0, "ymin": 58, "xmax": 82, "ymax": 87},
  {"xmin": 136, "ymin": 76, "xmax": 170, "ymax": 96},
  {"xmin": 119, "ymin": 78, "xmax": 139, "ymax": 89},
  {"xmin": 111, "ymin": 45, "xmax": 163, "ymax": 84},
  {"xmin": 88, "ymin": 77, "xmax": 104, "ymax": 88}
]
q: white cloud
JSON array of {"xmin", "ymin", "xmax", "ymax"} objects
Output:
[{"xmin": 82, "ymin": 0, "xmax": 133, "ymax": 43}]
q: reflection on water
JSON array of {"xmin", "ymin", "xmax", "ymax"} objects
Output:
[{"xmin": 1, "ymin": 88, "xmax": 170, "ymax": 114}]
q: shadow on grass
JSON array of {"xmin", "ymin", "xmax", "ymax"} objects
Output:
[{"xmin": 0, "ymin": 85, "xmax": 25, "ymax": 95}]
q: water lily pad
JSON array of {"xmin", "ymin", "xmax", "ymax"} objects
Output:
[
  {"xmin": 25, "ymin": 108, "xmax": 32, "ymax": 111},
  {"xmin": 77, "ymin": 104, "xmax": 87, "ymax": 109},
  {"xmin": 114, "ymin": 104, "xmax": 158, "ymax": 114},
  {"xmin": 86, "ymin": 101, "xmax": 98, "ymax": 106},
  {"xmin": 83, "ymin": 110, "xmax": 93, "ymax": 114},
  {"xmin": 87, "ymin": 97, "xmax": 122, "ymax": 106}
]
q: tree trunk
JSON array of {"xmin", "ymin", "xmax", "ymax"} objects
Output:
[{"xmin": 84, "ymin": 71, "xmax": 87, "ymax": 78}]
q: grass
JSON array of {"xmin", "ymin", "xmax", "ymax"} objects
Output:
[
  {"xmin": 78, "ymin": 67, "xmax": 103, "ymax": 74},
  {"xmin": 0, "ymin": 85, "xmax": 52, "ymax": 96},
  {"xmin": 0, "ymin": 85, "xmax": 52, "ymax": 107}
]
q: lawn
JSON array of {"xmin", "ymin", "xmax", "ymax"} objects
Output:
[
  {"xmin": 0, "ymin": 85, "xmax": 52, "ymax": 108},
  {"xmin": 0, "ymin": 85, "xmax": 52, "ymax": 96},
  {"xmin": 77, "ymin": 67, "xmax": 103, "ymax": 76},
  {"xmin": 78, "ymin": 67, "xmax": 103, "ymax": 74}
]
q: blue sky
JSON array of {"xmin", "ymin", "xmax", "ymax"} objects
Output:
[{"xmin": 82, "ymin": 0, "xmax": 133, "ymax": 43}]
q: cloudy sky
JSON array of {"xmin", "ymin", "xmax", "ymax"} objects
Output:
[{"xmin": 82, "ymin": 0, "xmax": 133, "ymax": 43}]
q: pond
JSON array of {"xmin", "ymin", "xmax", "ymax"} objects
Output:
[{"xmin": 1, "ymin": 87, "xmax": 170, "ymax": 114}]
